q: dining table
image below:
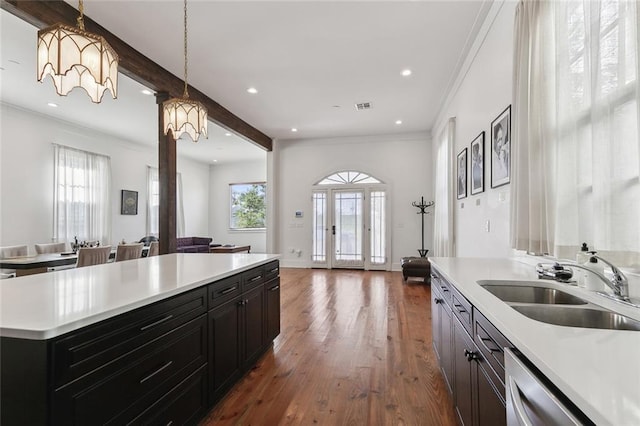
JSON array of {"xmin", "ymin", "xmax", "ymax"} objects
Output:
[{"xmin": 0, "ymin": 247, "xmax": 149, "ymax": 277}]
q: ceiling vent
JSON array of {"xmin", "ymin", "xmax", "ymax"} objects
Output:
[{"xmin": 355, "ymin": 102, "xmax": 372, "ymax": 111}]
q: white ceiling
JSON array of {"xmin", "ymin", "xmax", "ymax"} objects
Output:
[{"xmin": 1, "ymin": 1, "xmax": 490, "ymax": 160}]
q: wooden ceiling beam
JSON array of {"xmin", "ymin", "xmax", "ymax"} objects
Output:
[{"xmin": 1, "ymin": 0, "xmax": 273, "ymax": 151}]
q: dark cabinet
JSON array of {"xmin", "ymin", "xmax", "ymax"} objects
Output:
[
  {"xmin": 265, "ymin": 278, "xmax": 281, "ymax": 343},
  {"xmin": 209, "ymin": 296, "xmax": 243, "ymax": 402},
  {"xmin": 453, "ymin": 316, "xmax": 476, "ymax": 426},
  {"xmin": 1, "ymin": 260, "xmax": 280, "ymax": 426},
  {"xmin": 244, "ymin": 285, "xmax": 265, "ymax": 365},
  {"xmin": 431, "ymin": 269, "xmax": 509, "ymax": 426},
  {"xmin": 431, "ymin": 273, "xmax": 454, "ymax": 395}
]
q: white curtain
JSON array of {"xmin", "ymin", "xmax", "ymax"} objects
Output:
[
  {"xmin": 53, "ymin": 144, "xmax": 111, "ymax": 245},
  {"xmin": 146, "ymin": 166, "xmax": 185, "ymax": 237},
  {"xmin": 511, "ymin": 0, "xmax": 640, "ymax": 266},
  {"xmin": 433, "ymin": 118, "xmax": 456, "ymax": 257}
]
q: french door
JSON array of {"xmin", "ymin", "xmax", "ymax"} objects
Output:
[{"xmin": 312, "ymin": 187, "xmax": 389, "ymax": 270}]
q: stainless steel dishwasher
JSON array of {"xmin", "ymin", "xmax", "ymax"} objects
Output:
[{"xmin": 505, "ymin": 348, "xmax": 589, "ymax": 425}]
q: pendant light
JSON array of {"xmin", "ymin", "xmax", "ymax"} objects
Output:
[
  {"xmin": 163, "ymin": 0, "xmax": 208, "ymax": 142},
  {"xmin": 37, "ymin": 0, "xmax": 119, "ymax": 103}
]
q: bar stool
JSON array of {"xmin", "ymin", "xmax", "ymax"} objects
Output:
[
  {"xmin": 1, "ymin": 245, "xmax": 27, "ymax": 278},
  {"xmin": 147, "ymin": 241, "xmax": 159, "ymax": 257}
]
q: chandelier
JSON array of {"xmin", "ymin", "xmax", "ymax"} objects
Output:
[
  {"xmin": 37, "ymin": 0, "xmax": 119, "ymax": 103},
  {"xmin": 163, "ymin": 0, "xmax": 208, "ymax": 142}
]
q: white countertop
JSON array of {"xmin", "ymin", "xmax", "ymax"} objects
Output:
[
  {"xmin": 0, "ymin": 253, "xmax": 279, "ymax": 340},
  {"xmin": 429, "ymin": 257, "xmax": 640, "ymax": 426}
]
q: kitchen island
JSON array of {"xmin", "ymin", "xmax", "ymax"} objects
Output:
[
  {"xmin": 0, "ymin": 253, "xmax": 280, "ymax": 425},
  {"xmin": 430, "ymin": 257, "xmax": 640, "ymax": 426}
]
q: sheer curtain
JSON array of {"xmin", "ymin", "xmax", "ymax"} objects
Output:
[
  {"xmin": 511, "ymin": 0, "xmax": 640, "ymax": 266},
  {"xmin": 53, "ymin": 144, "xmax": 111, "ymax": 245},
  {"xmin": 433, "ymin": 118, "xmax": 456, "ymax": 257},
  {"xmin": 146, "ymin": 166, "xmax": 185, "ymax": 237}
]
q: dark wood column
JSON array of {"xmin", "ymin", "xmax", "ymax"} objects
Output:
[{"xmin": 156, "ymin": 92, "xmax": 176, "ymax": 254}]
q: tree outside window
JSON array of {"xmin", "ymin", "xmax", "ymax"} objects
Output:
[{"xmin": 230, "ymin": 183, "xmax": 266, "ymax": 229}]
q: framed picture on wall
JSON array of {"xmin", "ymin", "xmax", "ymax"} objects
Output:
[
  {"xmin": 121, "ymin": 190, "xmax": 138, "ymax": 215},
  {"xmin": 470, "ymin": 131, "xmax": 485, "ymax": 195},
  {"xmin": 491, "ymin": 105, "xmax": 511, "ymax": 188},
  {"xmin": 456, "ymin": 148, "xmax": 467, "ymax": 200}
]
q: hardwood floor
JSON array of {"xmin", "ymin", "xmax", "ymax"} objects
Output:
[{"xmin": 200, "ymin": 268, "xmax": 457, "ymax": 425}]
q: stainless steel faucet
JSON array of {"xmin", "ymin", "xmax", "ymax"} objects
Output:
[{"xmin": 536, "ymin": 255, "xmax": 630, "ymax": 302}]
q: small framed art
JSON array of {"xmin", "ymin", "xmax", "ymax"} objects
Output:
[
  {"xmin": 491, "ymin": 105, "xmax": 511, "ymax": 188},
  {"xmin": 121, "ymin": 190, "xmax": 138, "ymax": 215},
  {"xmin": 457, "ymin": 148, "xmax": 467, "ymax": 200},
  {"xmin": 470, "ymin": 131, "xmax": 485, "ymax": 195}
]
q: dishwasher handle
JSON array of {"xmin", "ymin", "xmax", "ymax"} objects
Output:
[{"xmin": 508, "ymin": 376, "xmax": 534, "ymax": 426}]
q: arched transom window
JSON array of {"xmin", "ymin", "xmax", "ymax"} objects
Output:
[{"xmin": 316, "ymin": 171, "xmax": 382, "ymax": 185}]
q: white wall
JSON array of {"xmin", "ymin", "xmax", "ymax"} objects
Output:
[
  {"xmin": 208, "ymin": 160, "xmax": 267, "ymax": 253},
  {"xmin": 431, "ymin": 1, "xmax": 517, "ymax": 258},
  {"xmin": 0, "ymin": 103, "xmax": 210, "ymax": 253},
  {"xmin": 273, "ymin": 133, "xmax": 432, "ymax": 270}
]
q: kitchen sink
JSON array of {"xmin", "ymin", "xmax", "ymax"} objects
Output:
[
  {"xmin": 511, "ymin": 305, "xmax": 640, "ymax": 331},
  {"xmin": 478, "ymin": 281, "xmax": 588, "ymax": 305}
]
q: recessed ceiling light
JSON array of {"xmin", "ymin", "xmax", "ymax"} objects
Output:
[
  {"xmin": 47, "ymin": 102, "xmax": 59, "ymax": 108},
  {"xmin": 291, "ymin": 128, "xmax": 298, "ymax": 132},
  {"xmin": 141, "ymin": 89, "xmax": 153, "ymax": 95},
  {"xmin": 213, "ymin": 160, "xmax": 218, "ymax": 163},
  {"xmin": 401, "ymin": 69, "xmax": 412, "ymax": 77},
  {"xmin": 225, "ymin": 132, "xmax": 232, "ymax": 136},
  {"xmin": 247, "ymin": 87, "xmax": 258, "ymax": 94},
  {"xmin": 395, "ymin": 120, "xmax": 403, "ymax": 125}
]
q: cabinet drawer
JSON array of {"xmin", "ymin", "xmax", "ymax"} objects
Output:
[
  {"xmin": 121, "ymin": 364, "xmax": 208, "ymax": 426},
  {"xmin": 431, "ymin": 270, "xmax": 453, "ymax": 306},
  {"xmin": 208, "ymin": 274, "xmax": 242, "ymax": 310},
  {"xmin": 53, "ymin": 288, "xmax": 207, "ymax": 387},
  {"xmin": 473, "ymin": 309, "xmax": 512, "ymax": 385},
  {"xmin": 450, "ymin": 286, "xmax": 473, "ymax": 336},
  {"xmin": 53, "ymin": 315, "xmax": 207, "ymax": 425},
  {"xmin": 242, "ymin": 266, "xmax": 265, "ymax": 292},
  {"xmin": 264, "ymin": 260, "xmax": 280, "ymax": 281}
]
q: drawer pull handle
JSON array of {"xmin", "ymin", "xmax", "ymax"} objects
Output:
[
  {"xmin": 166, "ymin": 422, "xmax": 173, "ymax": 426},
  {"xmin": 269, "ymin": 267, "xmax": 279, "ymax": 273},
  {"xmin": 478, "ymin": 335, "xmax": 501, "ymax": 353},
  {"xmin": 140, "ymin": 360, "xmax": 173, "ymax": 384},
  {"xmin": 269, "ymin": 285, "xmax": 280, "ymax": 291},
  {"xmin": 441, "ymin": 287, "xmax": 449, "ymax": 292},
  {"xmin": 238, "ymin": 300, "xmax": 246, "ymax": 306},
  {"xmin": 434, "ymin": 298, "xmax": 443, "ymax": 304},
  {"xmin": 250, "ymin": 275, "xmax": 263, "ymax": 282},
  {"xmin": 220, "ymin": 286, "xmax": 238, "ymax": 295},
  {"xmin": 140, "ymin": 315, "xmax": 174, "ymax": 331},
  {"xmin": 453, "ymin": 304, "xmax": 467, "ymax": 313}
]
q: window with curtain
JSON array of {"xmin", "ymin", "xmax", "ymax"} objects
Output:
[
  {"xmin": 433, "ymin": 118, "xmax": 456, "ymax": 257},
  {"xmin": 146, "ymin": 166, "xmax": 185, "ymax": 237},
  {"xmin": 512, "ymin": 0, "xmax": 639, "ymax": 266},
  {"xmin": 53, "ymin": 144, "xmax": 111, "ymax": 245}
]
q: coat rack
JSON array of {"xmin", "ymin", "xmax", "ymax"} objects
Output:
[{"xmin": 411, "ymin": 196, "xmax": 435, "ymax": 257}]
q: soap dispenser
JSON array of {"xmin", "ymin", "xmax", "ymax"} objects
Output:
[
  {"xmin": 576, "ymin": 243, "xmax": 589, "ymax": 287},
  {"xmin": 584, "ymin": 252, "xmax": 604, "ymax": 291}
]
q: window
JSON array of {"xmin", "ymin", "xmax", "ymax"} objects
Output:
[
  {"xmin": 53, "ymin": 144, "xmax": 111, "ymax": 244},
  {"xmin": 146, "ymin": 166, "xmax": 185, "ymax": 237},
  {"xmin": 316, "ymin": 171, "xmax": 381, "ymax": 185},
  {"xmin": 229, "ymin": 183, "xmax": 266, "ymax": 230},
  {"xmin": 512, "ymin": 0, "xmax": 639, "ymax": 264}
]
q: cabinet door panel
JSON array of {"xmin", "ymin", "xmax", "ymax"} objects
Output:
[
  {"xmin": 453, "ymin": 317, "xmax": 475, "ymax": 426},
  {"xmin": 431, "ymin": 286, "xmax": 443, "ymax": 362},
  {"xmin": 244, "ymin": 286, "xmax": 265, "ymax": 365},
  {"xmin": 476, "ymin": 362, "xmax": 506, "ymax": 426},
  {"xmin": 265, "ymin": 278, "xmax": 281, "ymax": 343},
  {"xmin": 441, "ymin": 299, "xmax": 454, "ymax": 395},
  {"xmin": 209, "ymin": 297, "xmax": 242, "ymax": 402}
]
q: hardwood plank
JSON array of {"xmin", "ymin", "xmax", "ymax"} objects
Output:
[{"xmin": 200, "ymin": 268, "xmax": 457, "ymax": 425}]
